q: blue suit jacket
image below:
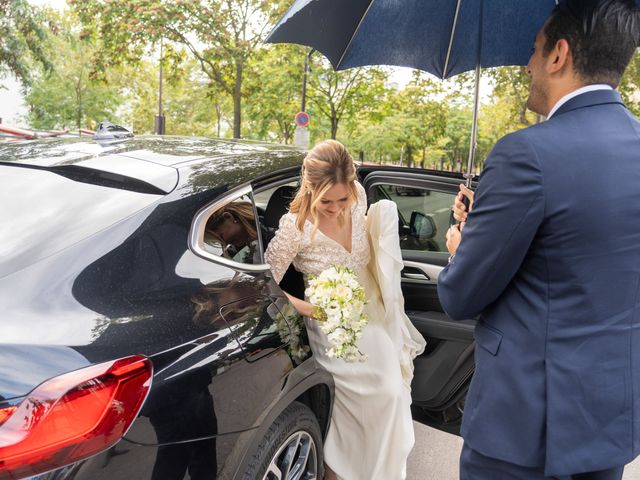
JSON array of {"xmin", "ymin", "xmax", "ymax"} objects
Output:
[{"xmin": 438, "ymin": 90, "xmax": 640, "ymax": 476}]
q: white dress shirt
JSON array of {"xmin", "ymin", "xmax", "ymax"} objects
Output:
[{"xmin": 546, "ymin": 84, "xmax": 613, "ymax": 119}]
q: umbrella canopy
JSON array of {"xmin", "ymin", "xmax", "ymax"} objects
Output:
[{"xmin": 267, "ymin": 0, "xmax": 558, "ymax": 80}]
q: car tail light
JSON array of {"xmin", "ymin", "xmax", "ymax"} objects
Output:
[{"xmin": 0, "ymin": 355, "xmax": 152, "ymax": 480}]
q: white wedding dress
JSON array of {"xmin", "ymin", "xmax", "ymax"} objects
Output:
[{"xmin": 265, "ymin": 183, "xmax": 426, "ymax": 480}]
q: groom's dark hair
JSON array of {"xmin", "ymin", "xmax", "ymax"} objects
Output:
[{"xmin": 543, "ymin": 0, "xmax": 640, "ymax": 87}]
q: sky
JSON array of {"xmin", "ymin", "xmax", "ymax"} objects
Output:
[{"xmin": 0, "ymin": 76, "xmax": 27, "ymax": 126}]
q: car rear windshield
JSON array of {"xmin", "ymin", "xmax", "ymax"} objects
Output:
[{"xmin": 0, "ymin": 165, "xmax": 163, "ymax": 278}]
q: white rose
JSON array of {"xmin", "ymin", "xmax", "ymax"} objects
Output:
[
  {"xmin": 328, "ymin": 327, "xmax": 349, "ymax": 345},
  {"xmin": 335, "ymin": 285, "xmax": 353, "ymax": 301}
]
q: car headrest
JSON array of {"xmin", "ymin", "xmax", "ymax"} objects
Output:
[{"xmin": 263, "ymin": 185, "xmax": 297, "ymax": 229}]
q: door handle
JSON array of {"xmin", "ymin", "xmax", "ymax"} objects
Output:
[
  {"xmin": 401, "ymin": 261, "xmax": 444, "ymax": 284},
  {"xmin": 402, "ymin": 266, "xmax": 431, "ymax": 281},
  {"xmin": 403, "ymin": 270, "xmax": 431, "ymax": 280}
]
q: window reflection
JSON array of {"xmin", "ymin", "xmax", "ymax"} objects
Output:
[{"xmin": 204, "ymin": 196, "xmax": 260, "ymax": 264}]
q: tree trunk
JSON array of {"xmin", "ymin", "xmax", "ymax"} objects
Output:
[
  {"xmin": 283, "ymin": 124, "xmax": 293, "ymax": 144},
  {"xmin": 330, "ymin": 104, "xmax": 338, "ymax": 139},
  {"xmin": 406, "ymin": 144, "xmax": 413, "ymax": 168},
  {"xmin": 233, "ymin": 61, "xmax": 243, "ymax": 139}
]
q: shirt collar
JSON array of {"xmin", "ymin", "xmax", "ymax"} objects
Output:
[{"xmin": 546, "ymin": 84, "xmax": 613, "ymax": 119}]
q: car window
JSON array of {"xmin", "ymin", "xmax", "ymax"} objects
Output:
[
  {"xmin": 370, "ymin": 184, "xmax": 455, "ymax": 253},
  {"xmin": 190, "ymin": 187, "xmax": 265, "ymax": 270},
  {"xmin": 253, "ymin": 180, "xmax": 299, "ymax": 213},
  {"xmin": 203, "ymin": 193, "xmax": 262, "ymax": 265}
]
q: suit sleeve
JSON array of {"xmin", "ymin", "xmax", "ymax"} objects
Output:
[{"xmin": 437, "ymin": 132, "xmax": 545, "ymax": 320}]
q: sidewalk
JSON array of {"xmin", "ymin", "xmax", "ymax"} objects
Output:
[{"xmin": 407, "ymin": 422, "xmax": 640, "ymax": 480}]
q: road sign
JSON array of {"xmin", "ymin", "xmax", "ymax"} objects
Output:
[{"xmin": 295, "ymin": 111, "xmax": 310, "ymax": 127}]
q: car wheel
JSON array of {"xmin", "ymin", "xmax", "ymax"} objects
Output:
[{"xmin": 243, "ymin": 401, "xmax": 323, "ymax": 480}]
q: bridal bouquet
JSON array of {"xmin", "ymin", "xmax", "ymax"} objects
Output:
[{"xmin": 305, "ymin": 266, "xmax": 369, "ymax": 363}]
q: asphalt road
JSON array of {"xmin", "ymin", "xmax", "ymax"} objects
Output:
[{"xmin": 407, "ymin": 422, "xmax": 640, "ymax": 480}]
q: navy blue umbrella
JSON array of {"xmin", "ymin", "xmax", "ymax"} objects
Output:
[
  {"xmin": 267, "ymin": 0, "xmax": 557, "ymax": 79},
  {"xmin": 266, "ymin": 0, "xmax": 557, "ymax": 180}
]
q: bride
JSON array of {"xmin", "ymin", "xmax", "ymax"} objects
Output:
[{"xmin": 265, "ymin": 140, "xmax": 425, "ymax": 480}]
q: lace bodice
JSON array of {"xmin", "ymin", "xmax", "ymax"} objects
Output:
[{"xmin": 265, "ymin": 182, "xmax": 370, "ymax": 284}]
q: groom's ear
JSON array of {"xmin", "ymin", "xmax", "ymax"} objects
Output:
[{"xmin": 546, "ymin": 38, "xmax": 571, "ymax": 75}]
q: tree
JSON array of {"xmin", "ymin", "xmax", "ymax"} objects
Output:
[
  {"xmin": 308, "ymin": 59, "xmax": 388, "ymax": 140},
  {"xmin": 25, "ymin": 11, "xmax": 122, "ymax": 130},
  {"xmin": 70, "ymin": 0, "xmax": 289, "ymax": 139},
  {"xmin": 486, "ymin": 66, "xmax": 538, "ymax": 127},
  {"xmin": 620, "ymin": 52, "xmax": 640, "ymax": 116},
  {"xmin": 389, "ymin": 72, "xmax": 448, "ymax": 167},
  {"xmin": 344, "ymin": 70, "xmax": 452, "ymax": 166},
  {"xmin": 116, "ymin": 53, "xmax": 231, "ymax": 136},
  {"xmin": 243, "ymin": 44, "xmax": 306, "ymax": 144},
  {"xmin": 0, "ymin": 0, "xmax": 49, "ymax": 85}
]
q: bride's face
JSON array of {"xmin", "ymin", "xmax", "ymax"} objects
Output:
[{"xmin": 316, "ymin": 182, "xmax": 351, "ymax": 219}]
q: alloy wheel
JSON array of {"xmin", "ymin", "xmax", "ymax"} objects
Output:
[{"xmin": 262, "ymin": 430, "xmax": 318, "ymax": 480}]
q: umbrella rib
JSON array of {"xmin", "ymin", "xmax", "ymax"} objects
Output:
[
  {"xmin": 336, "ymin": 0, "xmax": 376, "ymax": 69},
  {"xmin": 442, "ymin": 0, "xmax": 463, "ymax": 79}
]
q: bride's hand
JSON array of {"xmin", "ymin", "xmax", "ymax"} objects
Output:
[{"xmin": 285, "ymin": 293, "xmax": 321, "ymax": 319}]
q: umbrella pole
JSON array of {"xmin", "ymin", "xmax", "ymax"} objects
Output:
[{"xmin": 465, "ymin": 63, "xmax": 481, "ymax": 189}]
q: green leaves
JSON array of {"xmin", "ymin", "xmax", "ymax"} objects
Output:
[
  {"xmin": 620, "ymin": 52, "xmax": 640, "ymax": 116},
  {"xmin": 0, "ymin": 0, "xmax": 50, "ymax": 85},
  {"xmin": 69, "ymin": 0, "xmax": 290, "ymax": 138}
]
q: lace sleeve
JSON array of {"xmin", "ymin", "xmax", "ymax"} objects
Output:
[{"xmin": 265, "ymin": 213, "xmax": 302, "ymax": 284}]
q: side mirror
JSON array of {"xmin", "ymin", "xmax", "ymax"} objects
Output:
[{"xmin": 409, "ymin": 211, "xmax": 436, "ymax": 240}]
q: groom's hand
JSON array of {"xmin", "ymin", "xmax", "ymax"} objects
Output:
[
  {"xmin": 446, "ymin": 224, "xmax": 462, "ymax": 255},
  {"xmin": 452, "ymin": 184, "xmax": 474, "ymax": 224}
]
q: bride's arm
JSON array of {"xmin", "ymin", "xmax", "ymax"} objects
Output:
[
  {"xmin": 265, "ymin": 214, "xmax": 318, "ymax": 319},
  {"xmin": 284, "ymin": 293, "xmax": 314, "ymax": 318}
]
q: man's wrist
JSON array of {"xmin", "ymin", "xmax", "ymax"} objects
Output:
[{"xmin": 448, "ymin": 253, "xmax": 456, "ymax": 263}]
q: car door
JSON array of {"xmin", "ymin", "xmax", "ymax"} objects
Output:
[{"xmin": 360, "ymin": 166, "xmax": 477, "ymax": 435}]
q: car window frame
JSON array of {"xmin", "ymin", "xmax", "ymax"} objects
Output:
[
  {"xmin": 363, "ymin": 171, "xmax": 462, "ymax": 257},
  {"xmin": 189, "ymin": 183, "xmax": 269, "ymax": 273}
]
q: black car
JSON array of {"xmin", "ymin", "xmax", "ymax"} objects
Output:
[{"xmin": 0, "ymin": 135, "xmax": 475, "ymax": 480}]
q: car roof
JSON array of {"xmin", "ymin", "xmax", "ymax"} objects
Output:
[{"xmin": 0, "ymin": 135, "xmax": 304, "ymax": 194}]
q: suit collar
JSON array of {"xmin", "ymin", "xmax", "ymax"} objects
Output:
[{"xmin": 552, "ymin": 89, "xmax": 624, "ymax": 118}]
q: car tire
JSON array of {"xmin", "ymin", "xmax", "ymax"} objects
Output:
[{"xmin": 243, "ymin": 401, "xmax": 323, "ymax": 480}]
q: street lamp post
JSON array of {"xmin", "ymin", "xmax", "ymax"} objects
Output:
[
  {"xmin": 294, "ymin": 48, "xmax": 314, "ymax": 148},
  {"xmin": 301, "ymin": 48, "xmax": 314, "ymax": 112},
  {"xmin": 154, "ymin": 37, "xmax": 166, "ymax": 135}
]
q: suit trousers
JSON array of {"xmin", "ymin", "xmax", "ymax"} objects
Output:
[{"xmin": 460, "ymin": 443, "xmax": 625, "ymax": 480}]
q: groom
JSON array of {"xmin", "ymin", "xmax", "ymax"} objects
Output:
[{"xmin": 438, "ymin": 0, "xmax": 640, "ymax": 479}]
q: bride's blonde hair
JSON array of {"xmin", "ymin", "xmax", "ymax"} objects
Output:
[{"xmin": 289, "ymin": 140, "xmax": 358, "ymax": 235}]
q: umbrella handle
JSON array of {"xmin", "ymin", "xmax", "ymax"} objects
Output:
[{"xmin": 449, "ymin": 184, "xmax": 472, "ymax": 227}]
